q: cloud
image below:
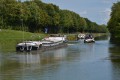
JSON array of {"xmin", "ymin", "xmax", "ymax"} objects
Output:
[
  {"xmin": 100, "ymin": 8, "xmax": 111, "ymax": 16},
  {"xmin": 79, "ymin": 11, "xmax": 87, "ymax": 15},
  {"xmin": 102, "ymin": 0, "xmax": 111, "ymax": 4},
  {"xmin": 103, "ymin": 8, "xmax": 111, "ymax": 16},
  {"xmin": 100, "ymin": 8, "xmax": 111, "ymax": 24},
  {"xmin": 97, "ymin": 8, "xmax": 111, "ymax": 24}
]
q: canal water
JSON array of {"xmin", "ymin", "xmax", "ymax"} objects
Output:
[{"xmin": 0, "ymin": 35, "xmax": 120, "ymax": 80}]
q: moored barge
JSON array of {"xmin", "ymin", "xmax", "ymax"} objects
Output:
[{"xmin": 16, "ymin": 36, "xmax": 67, "ymax": 52}]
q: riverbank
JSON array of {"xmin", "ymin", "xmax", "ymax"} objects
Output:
[
  {"xmin": 0, "ymin": 29, "xmax": 108, "ymax": 52},
  {"xmin": 92, "ymin": 33, "xmax": 109, "ymax": 37},
  {"xmin": 0, "ymin": 29, "xmax": 47, "ymax": 52}
]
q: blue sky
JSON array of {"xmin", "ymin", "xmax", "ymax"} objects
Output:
[{"xmin": 22, "ymin": 0, "xmax": 119, "ymax": 25}]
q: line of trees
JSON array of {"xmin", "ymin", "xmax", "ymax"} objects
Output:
[
  {"xmin": 107, "ymin": 2, "xmax": 120, "ymax": 42},
  {"xmin": 0, "ymin": 0, "xmax": 108, "ymax": 33}
]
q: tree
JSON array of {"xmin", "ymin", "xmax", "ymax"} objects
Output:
[
  {"xmin": 107, "ymin": 2, "xmax": 120, "ymax": 40},
  {"xmin": 0, "ymin": 0, "xmax": 107, "ymax": 33}
]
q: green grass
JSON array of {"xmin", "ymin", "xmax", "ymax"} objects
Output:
[
  {"xmin": 0, "ymin": 29, "xmax": 47, "ymax": 52},
  {"xmin": 67, "ymin": 34, "xmax": 78, "ymax": 41}
]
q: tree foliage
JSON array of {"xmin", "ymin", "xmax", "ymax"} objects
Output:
[
  {"xmin": 107, "ymin": 2, "xmax": 120, "ymax": 40},
  {"xmin": 0, "ymin": 0, "xmax": 107, "ymax": 33}
]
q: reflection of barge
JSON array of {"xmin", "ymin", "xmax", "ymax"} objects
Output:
[{"xmin": 16, "ymin": 37, "xmax": 67, "ymax": 52}]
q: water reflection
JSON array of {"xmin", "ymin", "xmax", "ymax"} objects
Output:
[
  {"xmin": 0, "ymin": 45, "xmax": 81, "ymax": 80},
  {"xmin": 0, "ymin": 58, "xmax": 21, "ymax": 80},
  {"xmin": 109, "ymin": 41, "xmax": 120, "ymax": 80},
  {"xmin": 15, "ymin": 45, "xmax": 80, "ymax": 65},
  {"xmin": 109, "ymin": 43, "xmax": 120, "ymax": 62},
  {"xmin": 111, "ymin": 62, "xmax": 120, "ymax": 80},
  {"xmin": 53, "ymin": 48, "xmax": 67, "ymax": 60},
  {"xmin": 17, "ymin": 52, "xmax": 41, "ymax": 64}
]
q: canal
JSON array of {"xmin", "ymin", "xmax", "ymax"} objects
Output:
[{"xmin": 0, "ymin": 35, "xmax": 120, "ymax": 80}]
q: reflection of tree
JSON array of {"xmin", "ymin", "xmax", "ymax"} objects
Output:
[
  {"xmin": 0, "ymin": 59, "xmax": 21, "ymax": 80},
  {"xmin": 110, "ymin": 36, "xmax": 120, "ymax": 44},
  {"xmin": 109, "ymin": 46, "xmax": 120, "ymax": 56},
  {"xmin": 109, "ymin": 44, "xmax": 120, "ymax": 62},
  {"xmin": 111, "ymin": 61, "xmax": 120, "ymax": 80}
]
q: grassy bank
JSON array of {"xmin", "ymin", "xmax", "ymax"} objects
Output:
[
  {"xmin": 66, "ymin": 33, "xmax": 109, "ymax": 41},
  {"xmin": 92, "ymin": 33, "xmax": 109, "ymax": 37},
  {"xmin": 0, "ymin": 29, "xmax": 47, "ymax": 52},
  {"xmin": 67, "ymin": 34, "xmax": 78, "ymax": 41}
]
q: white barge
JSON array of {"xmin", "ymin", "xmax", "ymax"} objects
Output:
[
  {"xmin": 16, "ymin": 36, "xmax": 67, "ymax": 52},
  {"xmin": 84, "ymin": 34, "xmax": 95, "ymax": 43},
  {"xmin": 16, "ymin": 41, "xmax": 42, "ymax": 52},
  {"xmin": 78, "ymin": 33, "xmax": 85, "ymax": 39},
  {"xmin": 41, "ymin": 37, "xmax": 65, "ymax": 46},
  {"xmin": 84, "ymin": 38, "xmax": 95, "ymax": 43}
]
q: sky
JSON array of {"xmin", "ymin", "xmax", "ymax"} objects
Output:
[{"xmin": 22, "ymin": 0, "xmax": 120, "ymax": 25}]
